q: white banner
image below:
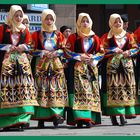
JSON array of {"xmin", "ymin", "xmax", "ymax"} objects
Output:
[
  {"xmin": 27, "ymin": 4, "xmax": 49, "ymax": 11},
  {"xmin": 29, "ymin": 25, "xmax": 41, "ymax": 32},
  {"xmin": 0, "ymin": 12, "xmax": 7, "ymax": 23}
]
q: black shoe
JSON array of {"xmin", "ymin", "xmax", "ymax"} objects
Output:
[
  {"xmin": 53, "ymin": 121, "xmax": 59, "ymax": 128},
  {"xmin": 38, "ymin": 120, "xmax": 45, "ymax": 128},
  {"xmin": 131, "ymin": 116, "xmax": 136, "ymax": 119},
  {"xmin": 3, "ymin": 125, "xmax": 24, "ymax": 131},
  {"xmin": 112, "ymin": 122, "xmax": 119, "ymax": 126},
  {"xmin": 110, "ymin": 116, "xmax": 119, "ymax": 126},
  {"xmin": 53, "ymin": 116, "xmax": 64, "ymax": 124},
  {"xmin": 125, "ymin": 116, "xmax": 136, "ymax": 119},
  {"xmin": 3, "ymin": 127, "xmax": 10, "ymax": 131},
  {"xmin": 120, "ymin": 116, "xmax": 126, "ymax": 126},
  {"xmin": 53, "ymin": 116, "xmax": 64, "ymax": 128},
  {"xmin": 21, "ymin": 123, "xmax": 30, "ymax": 129},
  {"xmin": 77, "ymin": 121, "xmax": 83, "ymax": 128},
  {"xmin": 85, "ymin": 122, "xmax": 92, "ymax": 128},
  {"xmin": 124, "ymin": 119, "xmax": 127, "ymax": 124},
  {"xmin": 18, "ymin": 125, "xmax": 24, "ymax": 131}
]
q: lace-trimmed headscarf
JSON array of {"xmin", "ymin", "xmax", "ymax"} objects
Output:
[
  {"xmin": 76, "ymin": 13, "xmax": 95, "ymax": 38},
  {"xmin": 41, "ymin": 9, "xmax": 57, "ymax": 32},
  {"xmin": 5, "ymin": 5, "xmax": 26, "ymax": 32},
  {"xmin": 107, "ymin": 13, "xmax": 126, "ymax": 39}
]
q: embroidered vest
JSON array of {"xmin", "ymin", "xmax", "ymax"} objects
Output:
[
  {"xmin": 74, "ymin": 33, "xmax": 97, "ymax": 54},
  {"xmin": 108, "ymin": 34, "xmax": 129, "ymax": 51},
  {"xmin": 2, "ymin": 24, "xmax": 26, "ymax": 46},
  {"xmin": 36, "ymin": 30, "xmax": 59, "ymax": 50}
]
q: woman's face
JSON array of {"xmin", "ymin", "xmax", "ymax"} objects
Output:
[
  {"xmin": 22, "ymin": 19, "xmax": 29, "ymax": 27},
  {"xmin": 113, "ymin": 17, "xmax": 122, "ymax": 28},
  {"xmin": 44, "ymin": 14, "xmax": 54, "ymax": 26},
  {"xmin": 81, "ymin": 16, "xmax": 89, "ymax": 28},
  {"xmin": 14, "ymin": 10, "xmax": 23, "ymax": 23},
  {"xmin": 63, "ymin": 29, "xmax": 72, "ymax": 38},
  {"xmin": 123, "ymin": 22, "xmax": 128, "ymax": 31}
]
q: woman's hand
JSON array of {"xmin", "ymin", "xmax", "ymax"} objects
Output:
[
  {"xmin": 81, "ymin": 54, "xmax": 91, "ymax": 62},
  {"xmin": 9, "ymin": 45, "xmax": 17, "ymax": 53},
  {"xmin": 41, "ymin": 50, "xmax": 61, "ymax": 58},
  {"xmin": 122, "ymin": 50, "xmax": 130, "ymax": 58},
  {"xmin": 16, "ymin": 45, "xmax": 25, "ymax": 53},
  {"xmin": 115, "ymin": 47, "xmax": 123, "ymax": 54},
  {"xmin": 41, "ymin": 50, "xmax": 52, "ymax": 58},
  {"xmin": 51, "ymin": 51, "xmax": 59, "ymax": 58}
]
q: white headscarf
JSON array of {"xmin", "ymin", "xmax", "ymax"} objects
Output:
[
  {"xmin": 5, "ymin": 5, "xmax": 26, "ymax": 32},
  {"xmin": 41, "ymin": 9, "xmax": 57, "ymax": 32},
  {"xmin": 76, "ymin": 13, "xmax": 95, "ymax": 38},
  {"xmin": 107, "ymin": 13, "xmax": 126, "ymax": 39}
]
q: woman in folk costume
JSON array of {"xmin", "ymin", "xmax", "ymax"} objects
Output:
[
  {"xmin": 100, "ymin": 13, "xmax": 138, "ymax": 126},
  {"xmin": 60, "ymin": 26, "xmax": 72, "ymax": 95},
  {"xmin": 133, "ymin": 26, "xmax": 140, "ymax": 115},
  {"xmin": 0, "ymin": 5, "xmax": 38, "ymax": 131},
  {"xmin": 31, "ymin": 9, "xmax": 68, "ymax": 128},
  {"xmin": 65, "ymin": 13, "xmax": 104, "ymax": 128}
]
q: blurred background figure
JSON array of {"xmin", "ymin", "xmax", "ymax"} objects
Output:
[
  {"xmin": 121, "ymin": 14, "xmax": 136, "ymax": 121},
  {"xmin": 22, "ymin": 14, "xmax": 30, "ymax": 29},
  {"xmin": 60, "ymin": 25, "xmax": 72, "ymax": 44},
  {"xmin": 22, "ymin": 14, "xmax": 32, "ymax": 62},
  {"xmin": 60, "ymin": 26, "xmax": 72, "ymax": 86},
  {"xmin": 60, "ymin": 26, "xmax": 72, "ymax": 120},
  {"xmin": 121, "ymin": 14, "xmax": 132, "ymax": 33}
]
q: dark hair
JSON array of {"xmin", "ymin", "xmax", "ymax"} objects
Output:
[
  {"xmin": 121, "ymin": 14, "xmax": 129, "ymax": 22},
  {"xmin": 60, "ymin": 25, "xmax": 72, "ymax": 33}
]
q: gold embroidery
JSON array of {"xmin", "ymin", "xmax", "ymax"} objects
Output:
[
  {"xmin": 0, "ymin": 53, "xmax": 38, "ymax": 108},
  {"xmin": 73, "ymin": 62, "xmax": 101, "ymax": 112},
  {"xmin": 107, "ymin": 56, "xmax": 137, "ymax": 107},
  {"xmin": 35, "ymin": 57, "xmax": 68, "ymax": 108}
]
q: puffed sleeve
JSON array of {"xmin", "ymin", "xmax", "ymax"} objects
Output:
[
  {"xmin": 134, "ymin": 26, "xmax": 140, "ymax": 44},
  {"xmin": 93, "ymin": 35, "xmax": 105, "ymax": 53},
  {"xmin": 128, "ymin": 33, "xmax": 138, "ymax": 49},
  {"xmin": 24, "ymin": 28, "xmax": 32, "ymax": 45},
  {"xmin": 56, "ymin": 31, "xmax": 65, "ymax": 49},
  {"xmin": 31, "ymin": 31, "xmax": 38, "ymax": 50},
  {"xmin": 66, "ymin": 33, "xmax": 77, "ymax": 51},
  {"xmin": 0, "ymin": 25, "xmax": 4, "ymax": 43}
]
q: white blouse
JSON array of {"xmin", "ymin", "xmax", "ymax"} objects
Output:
[
  {"xmin": 11, "ymin": 33, "xmax": 20, "ymax": 46},
  {"xmin": 44, "ymin": 32, "xmax": 55, "ymax": 51},
  {"xmin": 115, "ymin": 36, "xmax": 127, "ymax": 48},
  {"xmin": 83, "ymin": 38, "xmax": 90, "ymax": 52}
]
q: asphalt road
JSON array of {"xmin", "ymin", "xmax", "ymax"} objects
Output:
[{"xmin": 1, "ymin": 116, "xmax": 140, "ymax": 136}]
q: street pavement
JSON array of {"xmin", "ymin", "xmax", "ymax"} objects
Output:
[{"xmin": 1, "ymin": 116, "xmax": 140, "ymax": 136}]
